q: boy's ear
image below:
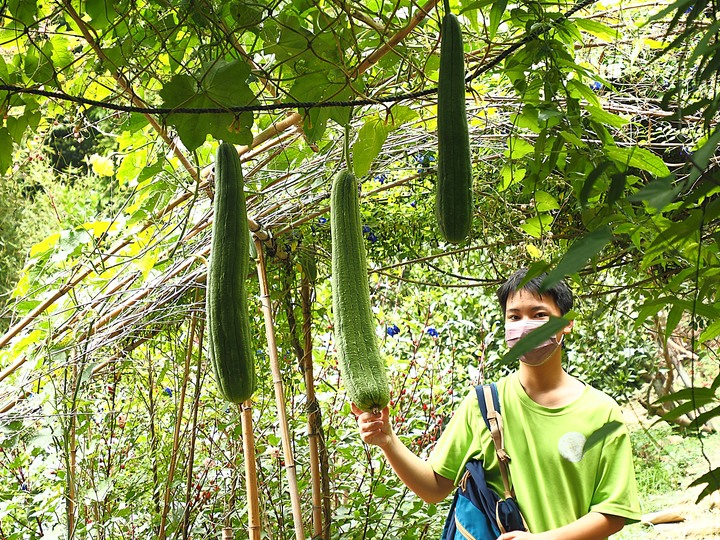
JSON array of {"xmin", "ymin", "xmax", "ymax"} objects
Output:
[{"xmin": 562, "ymin": 319, "xmax": 574, "ymax": 335}]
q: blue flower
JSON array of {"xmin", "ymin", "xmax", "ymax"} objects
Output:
[
  {"xmin": 386, "ymin": 324, "xmax": 400, "ymax": 337},
  {"xmin": 374, "ymin": 174, "xmax": 387, "ymax": 184},
  {"xmin": 426, "ymin": 327, "xmax": 439, "ymax": 337},
  {"xmin": 589, "ymin": 81, "xmax": 602, "ymax": 91},
  {"xmin": 318, "ymin": 217, "xmax": 328, "ymax": 224},
  {"xmin": 410, "ymin": 201, "xmax": 416, "ymax": 207},
  {"xmin": 163, "ymin": 387, "xmax": 173, "ymax": 397},
  {"xmin": 367, "ymin": 232, "xmax": 378, "ymax": 243},
  {"xmin": 362, "ymin": 225, "xmax": 372, "ymax": 234}
]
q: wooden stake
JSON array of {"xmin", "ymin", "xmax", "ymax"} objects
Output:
[{"xmin": 254, "ymin": 238, "xmax": 307, "ymax": 540}]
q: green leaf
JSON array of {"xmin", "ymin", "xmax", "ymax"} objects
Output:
[
  {"xmin": 689, "ymin": 466, "xmax": 720, "ymax": 504},
  {"xmin": 160, "ymin": 60, "xmax": 257, "ymax": 151},
  {"xmin": 689, "ymin": 405, "xmax": 720, "ymax": 430},
  {"xmin": 502, "ymin": 316, "xmax": 571, "ymax": 364},
  {"xmin": 541, "ymin": 227, "xmax": 613, "ymax": 290},
  {"xmin": 607, "ymin": 172, "xmax": 626, "ymax": 205},
  {"xmin": 655, "ymin": 387, "xmax": 717, "ymax": 404},
  {"xmin": 699, "ymin": 319, "xmax": 720, "ymax": 344},
  {"xmin": 0, "ymin": 128, "xmax": 12, "ymax": 174},
  {"xmin": 585, "ymin": 105, "xmax": 628, "ymax": 129},
  {"xmin": 505, "ymin": 136, "xmax": 534, "ymax": 159},
  {"xmin": 665, "ymin": 301, "xmax": 685, "ymax": 341},
  {"xmin": 352, "ymin": 116, "xmax": 389, "ymax": 178},
  {"xmin": 520, "ymin": 213, "xmax": 553, "ymax": 238},
  {"xmin": 85, "ymin": 0, "xmax": 117, "ymax": 29},
  {"xmin": 533, "ymin": 191, "xmax": 559, "ymax": 212},
  {"xmin": 579, "ymin": 161, "xmax": 613, "ymax": 206},
  {"xmin": 575, "ymin": 19, "xmax": 620, "ymax": 42},
  {"xmin": 641, "ymin": 210, "xmax": 703, "ymax": 267},
  {"xmin": 7, "ymin": 0, "xmax": 37, "ymax": 26},
  {"xmin": 500, "ymin": 165, "xmax": 526, "ymax": 191},
  {"xmin": 627, "ymin": 176, "xmax": 682, "ymax": 211},
  {"xmin": 387, "ymin": 106, "xmax": 418, "ymax": 129},
  {"xmin": 488, "ymin": 0, "xmax": 508, "ymax": 40},
  {"xmin": 687, "ymin": 125, "xmax": 720, "ymax": 185},
  {"xmin": 566, "ymin": 79, "xmax": 600, "ymax": 107},
  {"xmin": 605, "ymin": 145, "xmax": 670, "ymax": 177}
]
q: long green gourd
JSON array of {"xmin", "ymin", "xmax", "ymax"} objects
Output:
[
  {"xmin": 330, "ymin": 170, "xmax": 390, "ymax": 413},
  {"xmin": 436, "ymin": 5, "xmax": 473, "ymax": 243},
  {"xmin": 206, "ymin": 142, "xmax": 256, "ymax": 403}
]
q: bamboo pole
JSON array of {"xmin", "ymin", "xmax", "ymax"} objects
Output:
[
  {"xmin": 239, "ymin": 400, "xmax": 261, "ymax": 540},
  {"xmin": 300, "ymin": 272, "xmax": 328, "ymax": 539},
  {"xmin": 353, "ymin": 0, "xmax": 439, "ymax": 76},
  {"xmin": 254, "ymin": 237, "xmax": 307, "ymax": 540}
]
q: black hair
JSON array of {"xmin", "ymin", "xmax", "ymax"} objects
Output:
[{"xmin": 496, "ymin": 268, "xmax": 574, "ymax": 315}]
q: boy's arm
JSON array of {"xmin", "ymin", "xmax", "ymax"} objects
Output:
[
  {"xmin": 352, "ymin": 404, "xmax": 456, "ymax": 504},
  {"xmin": 497, "ymin": 511, "xmax": 626, "ymax": 540}
]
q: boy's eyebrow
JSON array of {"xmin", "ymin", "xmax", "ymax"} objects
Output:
[{"xmin": 506, "ymin": 304, "xmax": 551, "ymax": 312}]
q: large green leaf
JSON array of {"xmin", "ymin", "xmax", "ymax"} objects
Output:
[
  {"xmin": 159, "ymin": 60, "xmax": 257, "ymax": 151},
  {"xmin": 541, "ymin": 227, "xmax": 613, "ymax": 290},
  {"xmin": 605, "ymin": 145, "xmax": 671, "ymax": 177},
  {"xmin": 488, "ymin": 0, "xmax": 508, "ymax": 40},
  {"xmin": 352, "ymin": 116, "xmax": 389, "ymax": 178}
]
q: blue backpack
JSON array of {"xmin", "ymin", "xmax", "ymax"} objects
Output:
[{"xmin": 440, "ymin": 383, "xmax": 528, "ymax": 540}]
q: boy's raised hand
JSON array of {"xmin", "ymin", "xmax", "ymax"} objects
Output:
[{"xmin": 351, "ymin": 404, "xmax": 392, "ymax": 448}]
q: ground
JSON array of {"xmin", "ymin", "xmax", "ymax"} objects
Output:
[{"xmin": 612, "ymin": 401, "xmax": 720, "ymax": 539}]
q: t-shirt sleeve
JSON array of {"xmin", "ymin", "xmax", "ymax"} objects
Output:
[
  {"xmin": 427, "ymin": 390, "xmax": 488, "ymax": 486},
  {"xmin": 588, "ymin": 405, "xmax": 642, "ymax": 523}
]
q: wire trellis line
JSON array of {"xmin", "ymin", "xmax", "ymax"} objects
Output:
[{"xmin": 0, "ymin": 0, "xmax": 598, "ymax": 116}]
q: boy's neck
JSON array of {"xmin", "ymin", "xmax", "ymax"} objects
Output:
[{"xmin": 517, "ymin": 353, "xmax": 584, "ymax": 408}]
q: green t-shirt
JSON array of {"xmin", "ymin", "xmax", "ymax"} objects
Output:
[{"xmin": 428, "ymin": 373, "xmax": 641, "ymax": 534}]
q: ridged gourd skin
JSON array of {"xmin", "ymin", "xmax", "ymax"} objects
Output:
[
  {"xmin": 206, "ymin": 142, "xmax": 256, "ymax": 403},
  {"xmin": 436, "ymin": 12, "xmax": 473, "ymax": 244},
  {"xmin": 330, "ymin": 170, "xmax": 390, "ymax": 413}
]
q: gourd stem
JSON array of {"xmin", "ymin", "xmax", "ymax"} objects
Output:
[
  {"xmin": 343, "ymin": 119, "xmax": 352, "ymax": 171},
  {"xmin": 443, "ymin": 0, "xmax": 451, "ymax": 15}
]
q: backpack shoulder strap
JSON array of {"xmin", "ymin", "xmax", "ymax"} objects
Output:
[
  {"xmin": 475, "ymin": 383, "xmax": 499, "ymax": 431},
  {"xmin": 475, "ymin": 382, "xmax": 513, "ymax": 499}
]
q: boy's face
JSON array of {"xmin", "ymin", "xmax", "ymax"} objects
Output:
[{"xmin": 505, "ymin": 289, "xmax": 573, "ymax": 337}]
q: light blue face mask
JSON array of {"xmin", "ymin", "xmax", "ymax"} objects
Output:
[{"xmin": 504, "ymin": 320, "xmax": 563, "ymax": 366}]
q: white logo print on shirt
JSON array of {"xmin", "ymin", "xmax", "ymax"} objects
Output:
[{"xmin": 558, "ymin": 432, "xmax": 586, "ymax": 462}]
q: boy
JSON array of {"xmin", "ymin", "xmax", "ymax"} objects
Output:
[{"xmin": 353, "ymin": 268, "xmax": 641, "ymax": 539}]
